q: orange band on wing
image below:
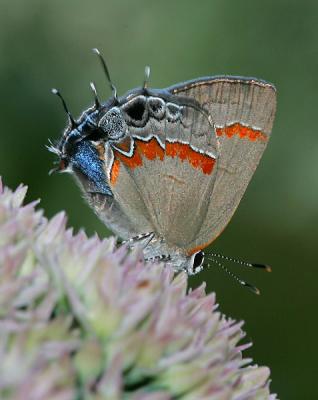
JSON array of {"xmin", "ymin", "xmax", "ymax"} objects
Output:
[
  {"xmin": 113, "ymin": 147, "xmax": 143, "ymax": 168},
  {"xmin": 110, "ymin": 136, "xmax": 216, "ymax": 184},
  {"xmin": 110, "ymin": 159, "xmax": 120, "ymax": 185},
  {"xmin": 110, "ymin": 138, "xmax": 162, "ymax": 184},
  {"xmin": 166, "ymin": 142, "xmax": 215, "ymax": 175},
  {"xmin": 136, "ymin": 137, "xmax": 164, "ymax": 161},
  {"xmin": 216, "ymin": 123, "xmax": 267, "ymax": 142},
  {"xmin": 113, "ymin": 136, "xmax": 133, "ymax": 153}
]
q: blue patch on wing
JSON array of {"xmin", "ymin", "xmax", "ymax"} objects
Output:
[{"xmin": 70, "ymin": 140, "xmax": 112, "ymax": 196}]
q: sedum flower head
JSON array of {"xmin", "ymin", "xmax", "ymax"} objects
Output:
[{"xmin": 0, "ymin": 179, "xmax": 276, "ymax": 399}]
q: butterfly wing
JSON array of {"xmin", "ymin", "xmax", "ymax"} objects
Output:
[
  {"xmin": 168, "ymin": 76, "xmax": 276, "ymax": 254},
  {"xmin": 108, "ymin": 94, "xmax": 219, "ymax": 248}
]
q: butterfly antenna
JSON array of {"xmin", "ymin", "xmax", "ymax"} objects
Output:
[
  {"xmin": 143, "ymin": 65, "xmax": 151, "ymax": 90},
  {"xmin": 89, "ymin": 82, "xmax": 100, "ymax": 108},
  {"xmin": 51, "ymin": 88, "xmax": 77, "ymax": 128},
  {"xmin": 207, "ymin": 253, "xmax": 272, "ymax": 272},
  {"xmin": 92, "ymin": 48, "xmax": 118, "ymax": 101},
  {"xmin": 207, "ymin": 259, "xmax": 260, "ymax": 295}
]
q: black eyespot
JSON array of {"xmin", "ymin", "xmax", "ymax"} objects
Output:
[
  {"xmin": 166, "ymin": 102, "xmax": 181, "ymax": 122},
  {"xmin": 148, "ymin": 97, "xmax": 165, "ymax": 119},
  {"xmin": 122, "ymin": 96, "xmax": 148, "ymax": 127},
  {"xmin": 125, "ymin": 98, "xmax": 146, "ymax": 121},
  {"xmin": 193, "ymin": 251, "xmax": 204, "ymax": 269}
]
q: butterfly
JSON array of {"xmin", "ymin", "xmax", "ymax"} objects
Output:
[{"xmin": 49, "ymin": 49, "xmax": 276, "ymax": 291}]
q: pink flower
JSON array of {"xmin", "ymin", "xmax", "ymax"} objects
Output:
[{"xmin": 0, "ymin": 179, "xmax": 276, "ymax": 399}]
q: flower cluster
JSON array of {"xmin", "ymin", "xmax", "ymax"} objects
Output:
[{"xmin": 0, "ymin": 179, "xmax": 276, "ymax": 399}]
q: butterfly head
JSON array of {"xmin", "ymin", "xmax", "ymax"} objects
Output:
[{"xmin": 48, "ymin": 87, "xmax": 123, "ymax": 196}]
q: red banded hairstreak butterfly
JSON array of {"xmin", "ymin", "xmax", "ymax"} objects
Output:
[{"xmin": 49, "ymin": 49, "xmax": 276, "ymax": 293}]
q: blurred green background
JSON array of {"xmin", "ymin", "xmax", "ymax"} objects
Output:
[{"xmin": 0, "ymin": 0, "xmax": 317, "ymax": 398}]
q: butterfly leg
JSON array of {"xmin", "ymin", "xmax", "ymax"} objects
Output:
[
  {"xmin": 123, "ymin": 233, "xmax": 172, "ymax": 265},
  {"xmin": 122, "ymin": 232, "xmax": 155, "ymax": 249},
  {"xmin": 144, "ymin": 254, "xmax": 171, "ymax": 263}
]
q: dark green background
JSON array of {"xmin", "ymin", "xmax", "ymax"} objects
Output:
[{"xmin": 1, "ymin": 0, "xmax": 317, "ymax": 398}]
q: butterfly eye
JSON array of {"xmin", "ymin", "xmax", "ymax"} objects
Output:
[{"xmin": 98, "ymin": 107, "xmax": 127, "ymax": 141}]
